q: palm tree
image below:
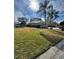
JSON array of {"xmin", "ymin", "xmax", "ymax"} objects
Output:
[
  {"xmin": 53, "ymin": 9, "xmax": 59, "ymax": 20},
  {"xmin": 47, "ymin": 6, "xmax": 59, "ymax": 22},
  {"xmin": 37, "ymin": 0, "xmax": 59, "ymax": 28},
  {"xmin": 47, "ymin": 6, "xmax": 59, "ymax": 29},
  {"xmin": 47, "ymin": 6, "xmax": 54, "ymax": 22},
  {"xmin": 37, "ymin": 0, "xmax": 50, "ymax": 23}
]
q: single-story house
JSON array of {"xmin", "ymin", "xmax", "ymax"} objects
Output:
[{"xmin": 26, "ymin": 18, "xmax": 47, "ymax": 28}]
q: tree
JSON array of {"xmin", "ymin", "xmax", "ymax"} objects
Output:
[
  {"xmin": 37, "ymin": 0, "xmax": 59, "ymax": 28},
  {"xmin": 47, "ymin": 5, "xmax": 54, "ymax": 22},
  {"xmin": 37, "ymin": 0, "xmax": 50, "ymax": 27},
  {"xmin": 47, "ymin": 6, "xmax": 59, "ymax": 22},
  {"xmin": 46, "ymin": 5, "xmax": 59, "ymax": 29},
  {"xmin": 59, "ymin": 21, "xmax": 64, "ymax": 31},
  {"xmin": 18, "ymin": 17, "xmax": 28, "ymax": 27},
  {"xmin": 53, "ymin": 9, "xmax": 59, "ymax": 20}
]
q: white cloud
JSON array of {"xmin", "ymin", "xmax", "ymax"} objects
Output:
[
  {"xmin": 50, "ymin": 0, "xmax": 64, "ymax": 11},
  {"xmin": 41, "ymin": 18, "xmax": 45, "ymax": 22},
  {"xmin": 29, "ymin": 0, "xmax": 39, "ymax": 12}
]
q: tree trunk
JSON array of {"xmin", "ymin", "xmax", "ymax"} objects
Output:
[
  {"xmin": 44, "ymin": 11, "xmax": 48, "ymax": 28},
  {"xmin": 49, "ymin": 17, "xmax": 53, "ymax": 29}
]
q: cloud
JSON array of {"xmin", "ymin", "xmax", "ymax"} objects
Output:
[
  {"xmin": 50, "ymin": 0, "xmax": 64, "ymax": 11},
  {"xmin": 29, "ymin": 0, "xmax": 39, "ymax": 12},
  {"xmin": 14, "ymin": 0, "xmax": 64, "ymax": 22}
]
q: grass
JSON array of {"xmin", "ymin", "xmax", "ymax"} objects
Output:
[{"xmin": 14, "ymin": 27, "xmax": 64, "ymax": 59}]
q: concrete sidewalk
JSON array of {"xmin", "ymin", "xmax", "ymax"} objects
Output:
[{"xmin": 36, "ymin": 40, "xmax": 64, "ymax": 59}]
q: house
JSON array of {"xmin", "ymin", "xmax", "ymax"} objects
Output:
[{"xmin": 27, "ymin": 18, "xmax": 46, "ymax": 28}]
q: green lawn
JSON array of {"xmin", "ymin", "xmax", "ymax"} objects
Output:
[{"xmin": 14, "ymin": 27, "xmax": 64, "ymax": 59}]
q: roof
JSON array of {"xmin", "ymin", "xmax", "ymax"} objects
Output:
[{"xmin": 30, "ymin": 18, "xmax": 41, "ymax": 22}]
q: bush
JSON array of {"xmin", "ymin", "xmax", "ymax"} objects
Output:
[{"xmin": 59, "ymin": 21, "xmax": 64, "ymax": 31}]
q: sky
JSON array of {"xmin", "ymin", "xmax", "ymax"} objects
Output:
[{"xmin": 14, "ymin": 0, "xmax": 64, "ymax": 23}]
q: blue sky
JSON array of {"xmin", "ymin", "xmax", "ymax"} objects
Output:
[{"xmin": 14, "ymin": 0, "xmax": 64, "ymax": 23}]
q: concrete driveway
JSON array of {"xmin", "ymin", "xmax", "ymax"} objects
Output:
[{"xmin": 36, "ymin": 40, "xmax": 64, "ymax": 59}]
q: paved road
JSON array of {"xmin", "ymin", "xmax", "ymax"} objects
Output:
[{"xmin": 36, "ymin": 40, "xmax": 64, "ymax": 59}]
